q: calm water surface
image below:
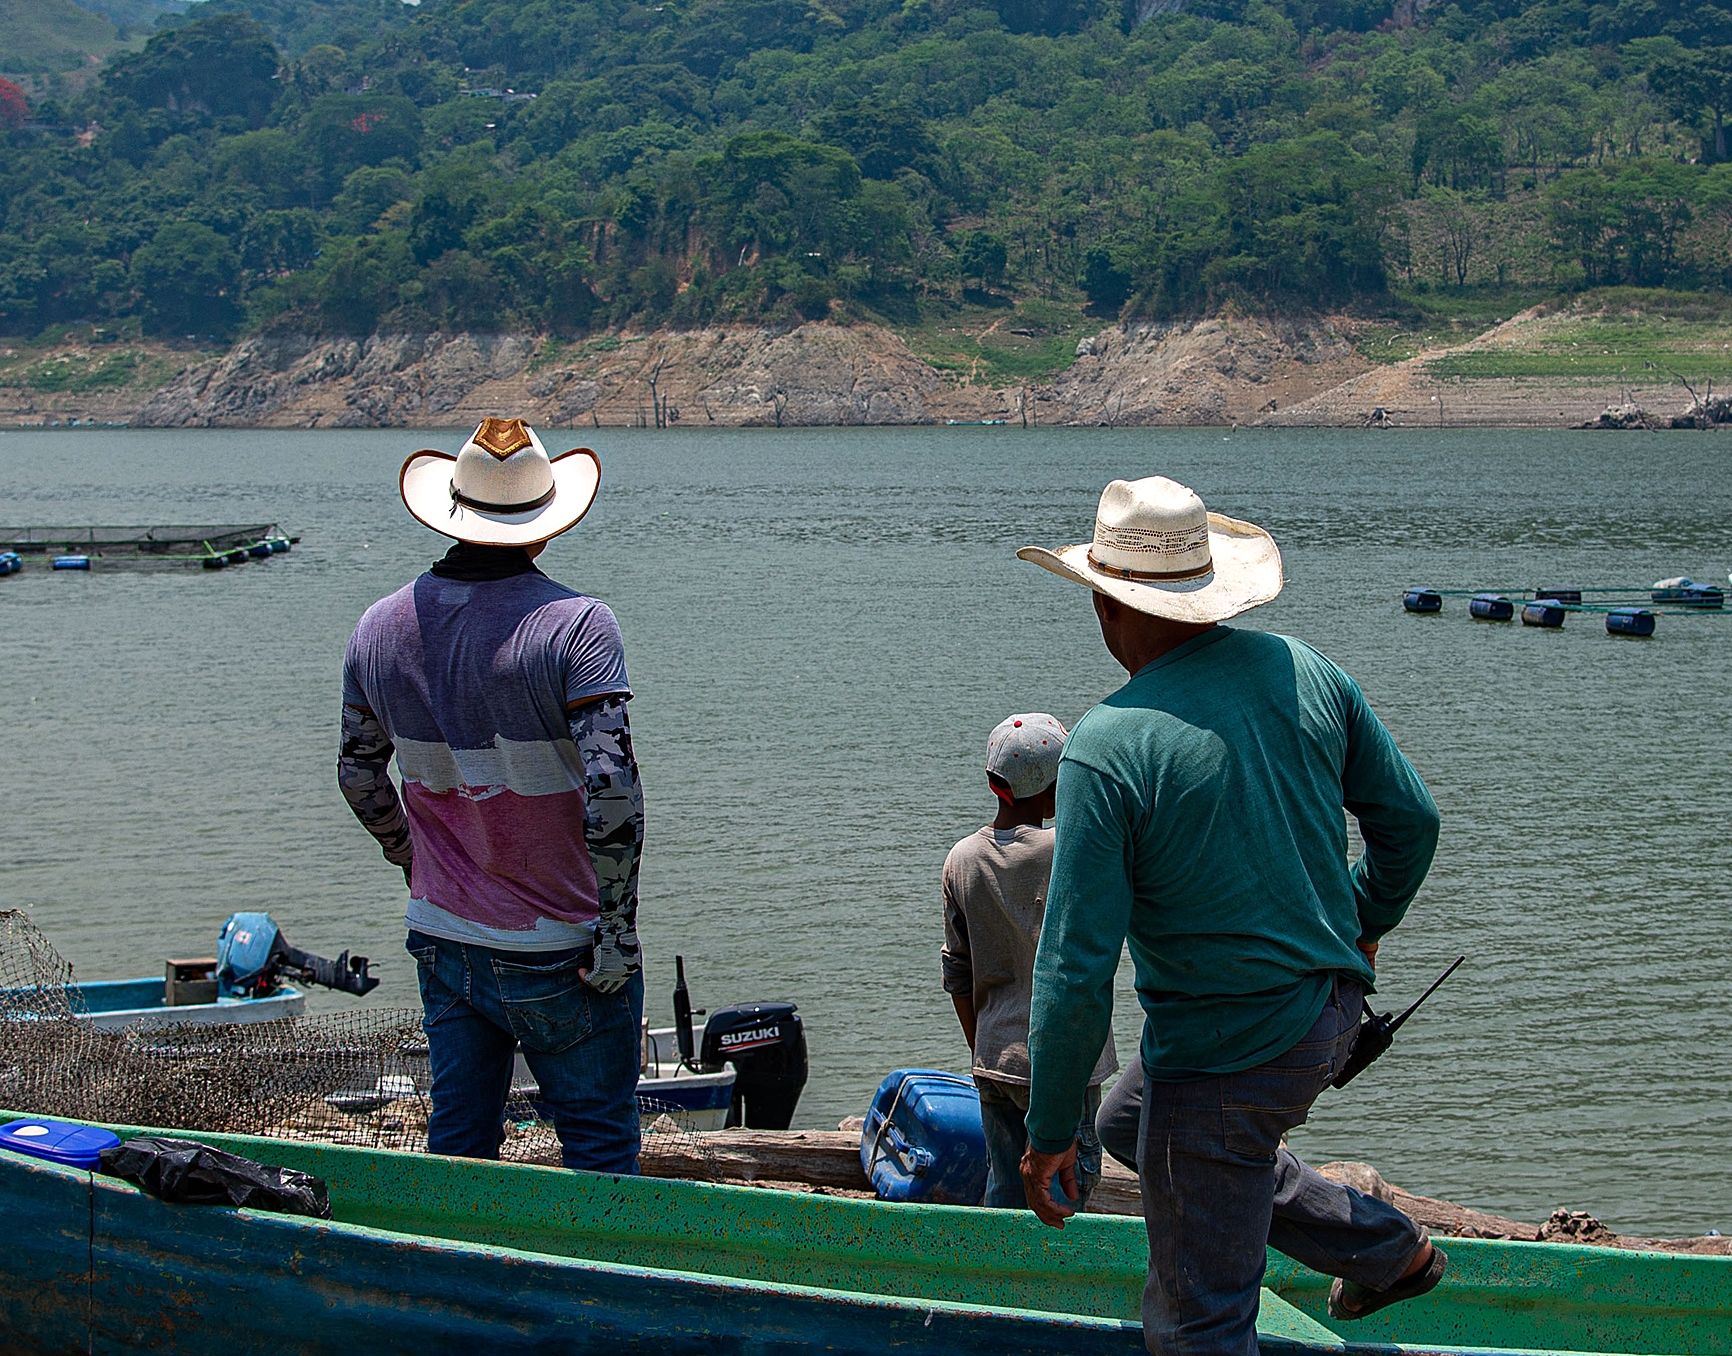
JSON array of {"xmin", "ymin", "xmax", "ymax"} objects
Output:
[{"xmin": 1, "ymin": 426, "xmax": 1727, "ymax": 1238}]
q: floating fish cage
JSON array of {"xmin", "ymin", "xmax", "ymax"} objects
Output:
[
  {"xmin": 0, "ymin": 525, "xmax": 297, "ymax": 572},
  {"xmin": 1401, "ymin": 574, "xmax": 1732, "ymax": 639}
]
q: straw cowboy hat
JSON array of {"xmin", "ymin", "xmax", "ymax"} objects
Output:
[
  {"xmin": 1018, "ymin": 476, "xmax": 1283, "ymax": 624},
  {"xmin": 400, "ymin": 418, "xmax": 600, "ymax": 546}
]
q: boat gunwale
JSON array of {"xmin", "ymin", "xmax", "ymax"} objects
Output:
[{"xmin": 3, "ymin": 1112, "xmax": 1726, "ymax": 1356}]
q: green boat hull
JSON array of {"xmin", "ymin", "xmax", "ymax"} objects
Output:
[{"xmin": 1, "ymin": 1116, "xmax": 1726, "ymax": 1355}]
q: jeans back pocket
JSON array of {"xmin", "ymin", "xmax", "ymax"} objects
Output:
[{"xmin": 491, "ymin": 953, "xmax": 594, "ymax": 1054}]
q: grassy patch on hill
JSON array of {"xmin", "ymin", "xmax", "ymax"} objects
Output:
[
  {"xmin": 1425, "ymin": 292, "xmax": 1732, "ymax": 382},
  {"xmin": 0, "ymin": 0, "xmax": 126, "ymax": 75},
  {"xmin": 0, "ymin": 328, "xmax": 180, "ymax": 394},
  {"xmin": 895, "ymin": 297, "xmax": 1094, "ymax": 386}
]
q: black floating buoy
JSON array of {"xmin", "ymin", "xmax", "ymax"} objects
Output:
[
  {"xmin": 225, "ymin": 548, "xmax": 248, "ymax": 565},
  {"xmin": 1403, "ymin": 588, "xmax": 1443, "ymax": 613},
  {"xmin": 1469, "ymin": 593, "xmax": 1514, "ymax": 621},
  {"xmin": 203, "ymin": 554, "xmax": 226, "ymax": 570},
  {"xmin": 1607, "ymin": 607, "xmax": 1656, "ymax": 637},
  {"xmin": 1535, "ymin": 588, "xmax": 1582, "ymax": 604},
  {"xmin": 1521, "ymin": 599, "xmax": 1565, "ymax": 628}
]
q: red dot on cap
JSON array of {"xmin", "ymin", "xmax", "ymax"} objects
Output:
[{"xmin": 1013, "ymin": 720, "xmax": 1023, "ymax": 727}]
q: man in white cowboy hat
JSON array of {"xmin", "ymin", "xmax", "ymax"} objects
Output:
[
  {"xmin": 1014, "ymin": 477, "xmax": 1445, "ymax": 1356},
  {"xmin": 338, "ymin": 417, "xmax": 645, "ymax": 1173}
]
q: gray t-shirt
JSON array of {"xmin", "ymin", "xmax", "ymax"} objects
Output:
[{"xmin": 941, "ymin": 824, "xmax": 1117, "ymax": 1088}]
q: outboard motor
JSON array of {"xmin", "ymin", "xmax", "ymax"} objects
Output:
[
  {"xmin": 217, "ymin": 912, "xmax": 380, "ymax": 999},
  {"xmin": 700, "ymin": 1001, "xmax": 808, "ymax": 1130}
]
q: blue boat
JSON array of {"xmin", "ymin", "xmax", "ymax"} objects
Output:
[{"xmin": 63, "ymin": 975, "xmax": 305, "ymax": 1032}]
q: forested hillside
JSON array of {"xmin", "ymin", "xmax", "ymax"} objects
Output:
[{"xmin": 3, "ymin": 0, "xmax": 1731, "ymax": 344}]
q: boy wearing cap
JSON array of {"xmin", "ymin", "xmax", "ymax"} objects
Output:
[{"xmin": 941, "ymin": 714, "xmax": 1116, "ymax": 1209}]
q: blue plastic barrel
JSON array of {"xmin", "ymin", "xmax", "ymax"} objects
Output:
[
  {"xmin": 1521, "ymin": 599, "xmax": 1565, "ymax": 628},
  {"xmin": 52, "ymin": 555, "xmax": 91, "ymax": 570},
  {"xmin": 1607, "ymin": 607, "xmax": 1656, "ymax": 637},
  {"xmin": 202, "ymin": 554, "xmax": 226, "ymax": 570},
  {"xmin": 860, "ymin": 1069, "xmax": 987, "ymax": 1206},
  {"xmin": 224, "ymin": 548, "xmax": 248, "ymax": 565},
  {"xmin": 1469, "ymin": 593, "xmax": 1513, "ymax": 621},
  {"xmin": 248, "ymin": 541, "xmax": 272, "ymax": 558},
  {"xmin": 1535, "ymin": 588, "xmax": 1582, "ymax": 604},
  {"xmin": 0, "ymin": 551, "xmax": 21, "ymax": 576},
  {"xmin": 267, "ymin": 537, "xmax": 290, "ymax": 553},
  {"xmin": 1402, "ymin": 589, "xmax": 1443, "ymax": 613}
]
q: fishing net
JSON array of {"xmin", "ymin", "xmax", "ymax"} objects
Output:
[{"xmin": 0, "ymin": 909, "xmax": 717, "ymax": 1175}]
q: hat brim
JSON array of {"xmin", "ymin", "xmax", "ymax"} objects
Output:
[
  {"xmin": 400, "ymin": 447, "xmax": 601, "ymax": 546},
  {"xmin": 1017, "ymin": 512, "xmax": 1283, "ymax": 624}
]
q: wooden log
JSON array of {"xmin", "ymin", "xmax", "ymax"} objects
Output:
[
  {"xmin": 639, "ymin": 1128, "xmax": 870, "ymax": 1191},
  {"xmin": 635, "ymin": 1131, "xmax": 1732, "ymax": 1255}
]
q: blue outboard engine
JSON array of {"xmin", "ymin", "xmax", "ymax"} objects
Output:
[{"xmin": 217, "ymin": 912, "xmax": 379, "ymax": 999}]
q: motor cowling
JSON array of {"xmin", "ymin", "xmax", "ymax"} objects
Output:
[{"xmin": 699, "ymin": 1002, "xmax": 808, "ymax": 1129}]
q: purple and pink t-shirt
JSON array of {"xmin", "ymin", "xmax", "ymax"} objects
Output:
[{"xmin": 342, "ymin": 570, "xmax": 630, "ymax": 951}]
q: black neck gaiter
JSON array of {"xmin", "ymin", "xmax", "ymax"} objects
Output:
[{"xmin": 428, "ymin": 542, "xmax": 541, "ymax": 582}]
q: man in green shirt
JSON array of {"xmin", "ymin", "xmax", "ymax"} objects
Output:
[{"xmin": 1015, "ymin": 476, "xmax": 1446, "ymax": 1356}]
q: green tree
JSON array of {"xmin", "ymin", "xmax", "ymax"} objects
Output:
[
  {"xmin": 959, "ymin": 230, "xmax": 1009, "ymax": 289},
  {"xmin": 1649, "ymin": 48, "xmax": 1732, "ymax": 164},
  {"xmin": 103, "ymin": 15, "xmax": 281, "ymax": 127},
  {"xmin": 130, "ymin": 221, "xmax": 241, "ymax": 335}
]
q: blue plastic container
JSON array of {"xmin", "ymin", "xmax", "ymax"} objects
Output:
[
  {"xmin": 1521, "ymin": 599, "xmax": 1565, "ymax": 628},
  {"xmin": 1402, "ymin": 588, "xmax": 1442, "ymax": 613},
  {"xmin": 225, "ymin": 548, "xmax": 248, "ymax": 565},
  {"xmin": 0, "ymin": 551, "xmax": 21, "ymax": 576},
  {"xmin": 1607, "ymin": 607, "xmax": 1656, "ymax": 637},
  {"xmin": 248, "ymin": 541, "xmax": 273, "ymax": 558},
  {"xmin": 860, "ymin": 1069, "xmax": 987, "ymax": 1206},
  {"xmin": 52, "ymin": 555, "xmax": 91, "ymax": 570},
  {"xmin": 1469, "ymin": 593, "xmax": 1513, "ymax": 621},
  {"xmin": 0, "ymin": 1117, "xmax": 121, "ymax": 1169}
]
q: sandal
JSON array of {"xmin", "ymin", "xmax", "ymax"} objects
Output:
[{"xmin": 1328, "ymin": 1242, "xmax": 1448, "ymax": 1320}]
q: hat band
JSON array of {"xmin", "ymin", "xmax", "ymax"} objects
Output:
[
  {"xmin": 450, "ymin": 480, "xmax": 557, "ymax": 516},
  {"xmin": 1087, "ymin": 548, "xmax": 1214, "ymax": 582}
]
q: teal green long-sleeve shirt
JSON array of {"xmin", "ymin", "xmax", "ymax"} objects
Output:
[{"xmin": 1025, "ymin": 626, "xmax": 1440, "ymax": 1154}]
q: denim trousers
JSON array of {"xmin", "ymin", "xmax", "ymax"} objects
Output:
[
  {"xmin": 407, "ymin": 930, "xmax": 643, "ymax": 1174},
  {"xmin": 1101, "ymin": 980, "xmax": 1423, "ymax": 1356},
  {"xmin": 976, "ymin": 1076, "xmax": 1103, "ymax": 1210}
]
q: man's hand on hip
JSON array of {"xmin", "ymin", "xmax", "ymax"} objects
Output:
[
  {"xmin": 1358, "ymin": 940, "xmax": 1378, "ymax": 970},
  {"xmin": 1021, "ymin": 1142, "xmax": 1080, "ymax": 1229},
  {"xmin": 580, "ymin": 931, "xmax": 639, "ymax": 994}
]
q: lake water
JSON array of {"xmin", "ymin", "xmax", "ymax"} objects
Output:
[{"xmin": 1, "ymin": 425, "xmax": 1727, "ymax": 1238}]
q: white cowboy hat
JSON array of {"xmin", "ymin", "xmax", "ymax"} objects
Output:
[
  {"xmin": 1017, "ymin": 476, "xmax": 1282, "ymax": 624},
  {"xmin": 400, "ymin": 418, "xmax": 600, "ymax": 546}
]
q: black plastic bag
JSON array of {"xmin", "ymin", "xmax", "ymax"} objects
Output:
[{"xmin": 98, "ymin": 1137, "xmax": 332, "ymax": 1219}]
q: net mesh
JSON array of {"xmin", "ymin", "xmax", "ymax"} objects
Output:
[{"xmin": 0, "ymin": 909, "xmax": 716, "ymax": 1174}]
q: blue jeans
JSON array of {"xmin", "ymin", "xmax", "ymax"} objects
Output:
[
  {"xmin": 1120, "ymin": 979, "xmax": 1423, "ymax": 1356},
  {"xmin": 976, "ymin": 1076, "xmax": 1102, "ymax": 1210},
  {"xmin": 407, "ymin": 931, "xmax": 643, "ymax": 1174}
]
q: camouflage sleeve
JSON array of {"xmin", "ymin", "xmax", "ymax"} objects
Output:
[
  {"xmin": 338, "ymin": 703, "xmax": 413, "ymax": 882},
  {"xmin": 570, "ymin": 695, "xmax": 644, "ymax": 994}
]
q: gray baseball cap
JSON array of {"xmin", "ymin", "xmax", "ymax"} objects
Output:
[{"xmin": 985, "ymin": 713, "xmax": 1068, "ymax": 801}]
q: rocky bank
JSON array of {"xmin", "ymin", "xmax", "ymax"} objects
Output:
[
  {"xmin": 6, "ymin": 309, "xmax": 1722, "ymax": 430},
  {"xmin": 68, "ymin": 314, "xmax": 1368, "ymax": 431}
]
